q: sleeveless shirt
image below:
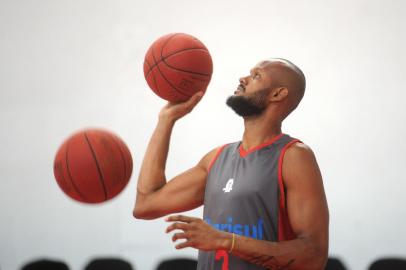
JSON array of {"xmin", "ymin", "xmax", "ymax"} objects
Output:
[{"xmin": 197, "ymin": 134, "xmax": 299, "ymax": 270}]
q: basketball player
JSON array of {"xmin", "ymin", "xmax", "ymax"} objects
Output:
[{"xmin": 134, "ymin": 59, "xmax": 329, "ymax": 270}]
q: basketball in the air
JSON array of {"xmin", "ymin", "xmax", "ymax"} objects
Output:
[
  {"xmin": 53, "ymin": 129, "xmax": 133, "ymax": 204},
  {"xmin": 143, "ymin": 33, "xmax": 213, "ymax": 102}
]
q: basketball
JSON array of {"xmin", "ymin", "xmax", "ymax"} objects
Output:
[
  {"xmin": 53, "ymin": 129, "xmax": 133, "ymax": 204},
  {"xmin": 143, "ymin": 33, "xmax": 213, "ymax": 102}
]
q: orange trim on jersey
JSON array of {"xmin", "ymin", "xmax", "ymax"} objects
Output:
[
  {"xmin": 208, "ymin": 144, "xmax": 229, "ymax": 173},
  {"xmin": 277, "ymin": 139, "xmax": 301, "ymax": 241},
  {"xmin": 239, "ymin": 133, "xmax": 284, "ymax": 158}
]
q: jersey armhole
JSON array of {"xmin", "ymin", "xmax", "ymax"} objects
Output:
[
  {"xmin": 207, "ymin": 144, "xmax": 229, "ymax": 173},
  {"xmin": 277, "ymin": 139, "xmax": 301, "ymax": 241}
]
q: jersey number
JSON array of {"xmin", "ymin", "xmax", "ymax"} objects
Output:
[{"xmin": 215, "ymin": 250, "xmax": 229, "ymax": 270}]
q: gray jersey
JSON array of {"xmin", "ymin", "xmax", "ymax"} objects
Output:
[{"xmin": 197, "ymin": 134, "xmax": 299, "ymax": 270}]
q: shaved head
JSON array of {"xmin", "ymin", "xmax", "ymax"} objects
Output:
[{"xmin": 261, "ymin": 58, "xmax": 306, "ymax": 116}]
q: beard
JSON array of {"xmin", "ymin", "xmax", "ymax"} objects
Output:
[{"xmin": 226, "ymin": 88, "xmax": 271, "ymax": 117}]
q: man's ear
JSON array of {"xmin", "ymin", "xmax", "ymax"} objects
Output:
[{"xmin": 270, "ymin": 87, "xmax": 289, "ymax": 101}]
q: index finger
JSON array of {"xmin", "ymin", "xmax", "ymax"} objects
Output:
[
  {"xmin": 165, "ymin": 215, "xmax": 196, "ymax": 223},
  {"xmin": 183, "ymin": 91, "xmax": 204, "ymax": 109}
]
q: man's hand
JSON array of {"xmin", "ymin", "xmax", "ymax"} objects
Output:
[
  {"xmin": 159, "ymin": 92, "xmax": 204, "ymax": 123},
  {"xmin": 165, "ymin": 215, "xmax": 231, "ymax": 251}
]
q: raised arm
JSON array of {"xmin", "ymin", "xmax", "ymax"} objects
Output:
[{"xmin": 133, "ymin": 92, "xmax": 218, "ymax": 220}]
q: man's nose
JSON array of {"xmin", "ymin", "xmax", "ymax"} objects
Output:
[{"xmin": 239, "ymin": 76, "xmax": 248, "ymax": 85}]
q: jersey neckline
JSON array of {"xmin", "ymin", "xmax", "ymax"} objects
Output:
[{"xmin": 238, "ymin": 133, "xmax": 285, "ymax": 157}]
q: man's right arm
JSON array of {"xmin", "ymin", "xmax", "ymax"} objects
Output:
[{"xmin": 133, "ymin": 92, "xmax": 217, "ymax": 220}]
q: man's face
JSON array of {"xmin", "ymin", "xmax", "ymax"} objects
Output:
[{"xmin": 226, "ymin": 61, "xmax": 274, "ymax": 117}]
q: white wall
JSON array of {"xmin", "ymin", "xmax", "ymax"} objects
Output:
[{"xmin": 1, "ymin": 0, "xmax": 405, "ymax": 269}]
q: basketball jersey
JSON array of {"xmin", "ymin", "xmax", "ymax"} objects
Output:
[{"xmin": 197, "ymin": 134, "xmax": 300, "ymax": 270}]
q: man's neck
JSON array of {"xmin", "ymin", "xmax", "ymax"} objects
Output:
[{"xmin": 241, "ymin": 113, "xmax": 282, "ymax": 151}]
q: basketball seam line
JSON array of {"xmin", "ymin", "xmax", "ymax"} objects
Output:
[
  {"xmin": 151, "ymin": 36, "xmax": 177, "ymax": 97},
  {"xmin": 145, "ymin": 59, "xmax": 161, "ymax": 96},
  {"xmin": 55, "ymin": 162, "xmax": 69, "ymax": 193},
  {"xmin": 151, "ymin": 44, "xmax": 190, "ymax": 98},
  {"xmin": 145, "ymin": 47, "xmax": 210, "ymax": 78},
  {"xmin": 157, "ymin": 34, "xmax": 194, "ymax": 97},
  {"xmin": 149, "ymin": 34, "xmax": 180, "ymax": 98},
  {"xmin": 159, "ymin": 33, "xmax": 210, "ymax": 77},
  {"xmin": 65, "ymin": 141, "xmax": 87, "ymax": 201},
  {"xmin": 149, "ymin": 32, "xmax": 179, "ymax": 80},
  {"xmin": 108, "ymin": 134, "xmax": 128, "ymax": 183},
  {"xmin": 162, "ymin": 57, "xmax": 212, "ymax": 77},
  {"xmin": 84, "ymin": 132, "xmax": 108, "ymax": 201}
]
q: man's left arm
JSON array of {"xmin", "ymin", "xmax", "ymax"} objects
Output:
[{"xmin": 166, "ymin": 142, "xmax": 329, "ymax": 270}]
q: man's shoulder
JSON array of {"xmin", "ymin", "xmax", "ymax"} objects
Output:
[
  {"xmin": 282, "ymin": 141, "xmax": 322, "ymax": 189},
  {"xmin": 284, "ymin": 141, "xmax": 316, "ymax": 163}
]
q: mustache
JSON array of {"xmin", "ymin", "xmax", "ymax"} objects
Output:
[{"xmin": 237, "ymin": 84, "xmax": 246, "ymax": 92}]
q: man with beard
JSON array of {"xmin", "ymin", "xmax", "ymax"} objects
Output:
[{"xmin": 133, "ymin": 59, "xmax": 329, "ymax": 270}]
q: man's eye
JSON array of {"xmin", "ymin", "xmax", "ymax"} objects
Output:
[{"xmin": 253, "ymin": 73, "xmax": 260, "ymax": 79}]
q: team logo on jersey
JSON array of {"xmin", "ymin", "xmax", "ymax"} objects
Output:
[
  {"xmin": 206, "ymin": 217, "xmax": 264, "ymax": 240},
  {"xmin": 223, "ymin": 178, "xmax": 234, "ymax": 193}
]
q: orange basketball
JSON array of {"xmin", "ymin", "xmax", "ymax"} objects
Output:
[
  {"xmin": 143, "ymin": 33, "xmax": 213, "ymax": 102},
  {"xmin": 53, "ymin": 129, "xmax": 133, "ymax": 204}
]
